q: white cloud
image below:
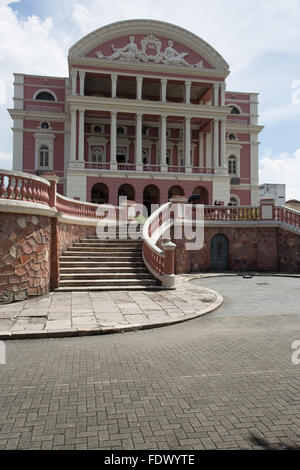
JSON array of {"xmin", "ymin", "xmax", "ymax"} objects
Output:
[
  {"xmin": 260, "ymin": 149, "xmax": 300, "ymax": 200},
  {"xmin": 0, "ymin": 151, "xmax": 12, "ymax": 170},
  {"xmin": 71, "ymin": 3, "xmax": 91, "ymax": 33}
]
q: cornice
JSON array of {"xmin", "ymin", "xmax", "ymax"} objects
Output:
[
  {"xmin": 8, "ymin": 109, "xmax": 68, "ymax": 122},
  {"xmin": 68, "ymin": 57, "xmax": 229, "ymax": 80},
  {"xmin": 66, "ymin": 96, "xmax": 231, "ymax": 119}
]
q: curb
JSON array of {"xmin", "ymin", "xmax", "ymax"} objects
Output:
[{"xmin": 0, "ymin": 282, "xmax": 223, "ymax": 341}]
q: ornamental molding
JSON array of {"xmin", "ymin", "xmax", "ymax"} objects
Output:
[{"xmin": 68, "ymin": 19, "xmax": 229, "ymax": 72}]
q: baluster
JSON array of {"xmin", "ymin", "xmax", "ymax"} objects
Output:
[
  {"xmin": 37, "ymin": 182, "xmax": 42, "ymax": 202},
  {"xmin": 14, "ymin": 177, "xmax": 20, "ymax": 199},
  {"xmin": 44, "ymin": 184, "xmax": 50, "ymax": 205},
  {"xmin": 20, "ymin": 178, "xmax": 27, "ymax": 200},
  {"xmin": 0, "ymin": 175, "xmax": 6, "ymax": 198},
  {"xmin": 27, "ymin": 179, "xmax": 33, "ymax": 200},
  {"xmin": 7, "ymin": 177, "xmax": 13, "ymax": 198},
  {"xmin": 32, "ymin": 181, "xmax": 37, "ymax": 202}
]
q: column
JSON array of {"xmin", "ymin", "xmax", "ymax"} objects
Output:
[
  {"xmin": 111, "ymin": 74, "xmax": 118, "ymax": 98},
  {"xmin": 110, "ymin": 112, "xmax": 117, "ymax": 169},
  {"xmin": 136, "ymin": 76, "xmax": 143, "ymax": 100},
  {"xmin": 213, "ymin": 119, "xmax": 219, "ymax": 168},
  {"xmin": 160, "ymin": 114, "xmax": 167, "ymax": 170},
  {"xmin": 79, "ymin": 71, "xmax": 85, "ymax": 96},
  {"xmin": 71, "ymin": 70, "xmax": 78, "ymax": 96},
  {"xmin": 206, "ymin": 131, "xmax": 212, "ymax": 169},
  {"xmin": 213, "ymin": 83, "xmax": 219, "ymax": 106},
  {"xmin": 220, "ymin": 118, "xmax": 226, "ymax": 168},
  {"xmin": 70, "ymin": 108, "xmax": 77, "ymax": 160},
  {"xmin": 78, "ymin": 109, "xmax": 85, "ymax": 162},
  {"xmin": 135, "ymin": 112, "xmax": 143, "ymax": 168},
  {"xmin": 184, "ymin": 116, "xmax": 191, "ymax": 172},
  {"xmin": 220, "ymin": 83, "xmax": 226, "ymax": 106},
  {"xmin": 161, "ymin": 79, "xmax": 167, "ymax": 102},
  {"xmin": 184, "ymin": 80, "xmax": 192, "ymax": 104},
  {"xmin": 199, "ymin": 132, "xmax": 204, "ymax": 168}
]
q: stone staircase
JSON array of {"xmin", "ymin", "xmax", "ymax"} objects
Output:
[{"xmin": 56, "ymin": 234, "xmax": 161, "ymax": 291}]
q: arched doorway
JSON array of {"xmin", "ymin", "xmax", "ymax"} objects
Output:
[
  {"xmin": 192, "ymin": 186, "xmax": 209, "ymax": 205},
  {"xmin": 91, "ymin": 183, "xmax": 109, "ymax": 204},
  {"xmin": 143, "ymin": 185, "xmax": 160, "ymax": 216},
  {"xmin": 168, "ymin": 185, "xmax": 184, "ymax": 199},
  {"xmin": 118, "ymin": 184, "xmax": 135, "ymax": 202},
  {"xmin": 210, "ymin": 234, "xmax": 229, "ymax": 271}
]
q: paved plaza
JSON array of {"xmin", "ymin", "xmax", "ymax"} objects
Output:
[
  {"xmin": 0, "ymin": 277, "xmax": 222, "ymax": 339},
  {"xmin": 0, "ymin": 275, "xmax": 299, "ymax": 450}
]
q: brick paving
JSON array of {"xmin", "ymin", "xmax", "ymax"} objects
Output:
[
  {"xmin": 0, "ymin": 276, "xmax": 299, "ymax": 450},
  {"xmin": 0, "ymin": 276, "xmax": 222, "ymax": 339}
]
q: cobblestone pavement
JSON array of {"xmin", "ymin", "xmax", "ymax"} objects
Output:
[
  {"xmin": 0, "ymin": 276, "xmax": 299, "ymax": 450},
  {"xmin": 0, "ymin": 277, "xmax": 222, "ymax": 339}
]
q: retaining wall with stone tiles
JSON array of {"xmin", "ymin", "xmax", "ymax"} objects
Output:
[
  {"xmin": 0, "ymin": 213, "xmax": 51, "ymax": 303},
  {"xmin": 173, "ymin": 226, "xmax": 300, "ymax": 274},
  {"xmin": 0, "ymin": 212, "xmax": 96, "ymax": 304}
]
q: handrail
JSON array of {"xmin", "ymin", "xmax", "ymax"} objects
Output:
[
  {"xmin": 0, "ymin": 169, "xmax": 50, "ymax": 205},
  {"xmin": 56, "ymin": 194, "xmax": 119, "ymax": 219},
  {"xmin": 142, "ymin": 202, "xmax": 175, "ymax": 284}
]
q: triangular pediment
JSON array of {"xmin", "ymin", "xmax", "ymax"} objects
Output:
[{"xmin": 69, "ymin": 20, "xmax": 229, "ymax": 72}]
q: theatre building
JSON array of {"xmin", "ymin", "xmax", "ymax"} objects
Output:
[{"xmin": 9, "ymin": 19, "xmax": 263, "ymax": 209}]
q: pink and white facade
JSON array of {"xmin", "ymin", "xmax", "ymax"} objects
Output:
[{"xmin": 8, "ymin": 19, "xmax": 263, "ymax": 208}]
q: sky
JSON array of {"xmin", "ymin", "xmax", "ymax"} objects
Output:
[{"xmin": 0, "ymin": 0, "xmax": 300, "ymax": 200}]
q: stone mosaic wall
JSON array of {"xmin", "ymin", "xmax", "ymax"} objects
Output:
[
  {"xmin": 0, "ymin": 213, "xmax": 51, "ymax": 303},
  {"xmin": 0, "ymin": 213, "xmax": 97, "ymax": 304}
]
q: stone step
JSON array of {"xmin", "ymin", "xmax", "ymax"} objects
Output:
[
  {"xmin": 71, "ymin": 245, "xmax": 142, "ymax": 251},
  {"xmin": 66, "ymin": 246, "xmax": 142, "ymax": 251},
  {"xmin": 77, "ymin": 241, "xmax": 143, "ymax": 246},
  {"xmin": 56, "ymin": 285, "xmax": 163, "ymax": 292},
  {"xmin": 60, "ymin": 256, "xmax": 144, "ymax": 266},
  {"xmin": 62, "ymin": 251, "xmax": 142, "ymax": 258},
  {"xmin": 59, "ymin": 260, "xmax": 145, "ymax": 267},
  {"xmin": 60, "ymin": 272, "xmax": 154, "ymax": 280},
  {"xmin": 60, "ymin": 266, "xmax": 149, "ymax": 273},
  {"xmin": 59, "ymin": 278, "xmax": 160, "ymax": 287}
]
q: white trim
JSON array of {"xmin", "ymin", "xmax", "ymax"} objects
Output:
[
  {"xmin": 87, "ymin": 136, "xmax": 108, "ymax": 163},
  {"xmin": 34, "ymin": 133, "xmax": 56, "ymax": 171},
  {"xmin": 226, "ymin": 103, "xmax": 243, "ymax": 115},
  {"xmin": 12, "ymin": 119, "xmax": 23, "ymax": 171},
  {"xmin": 33, "ymin": 89, "xmax": 58, "ymax": 101}
]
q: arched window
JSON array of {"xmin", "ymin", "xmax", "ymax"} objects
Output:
[
  {"xmin": 91, "ymin": 183, "xmax": 109, "ymax": 204},
  {"xmin": 228, "ymin": 155, "xmax": 237, "ymax": 175},
  {"xmin": 230, "ymin": 106, "xmax": 241, "ymax": 115},
  {"xmin": 39, "ymin": 145, "xmax": 49, "ymax": 168},
  {"xmin": 168, "ymin": 185, "xmax": 184, "ymax": 199},
  {"xmin": 35, "ymin": 91, "xmax": 56, "ymax": 101},
  {"xmin": 92, "ymin": 147, "xmax": 104, "ymax": 163}
]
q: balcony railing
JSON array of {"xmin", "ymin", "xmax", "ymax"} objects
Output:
[{"xmin": 83, "ymin": 163, "xmax": 216, "ymax": 175}]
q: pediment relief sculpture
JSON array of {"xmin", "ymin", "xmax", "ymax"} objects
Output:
[{"xmin": 95, "ymin": 35, "xmax": 204, "ymax": 68}]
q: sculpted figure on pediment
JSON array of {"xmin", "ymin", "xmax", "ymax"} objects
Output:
[
  {"xmin": 95, "ymin": 35, "xmax": 204, "ymax": 68},
  {"xmin": 99, "ymin": 36, "xmax": 141, "ymax": 62},
  {"xmin": 162, "ymin": 40, "xmax": 193, "ymax": 67}
]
